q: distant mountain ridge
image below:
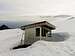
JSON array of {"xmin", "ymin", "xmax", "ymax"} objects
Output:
[{"xmin": 0, "ymin": 20, "xmax": 32, "ymax": 28}]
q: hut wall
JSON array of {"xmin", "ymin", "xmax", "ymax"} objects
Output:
[{"xmin": 24, "ymin": 27, "xmax": 35, "ymax": 44}]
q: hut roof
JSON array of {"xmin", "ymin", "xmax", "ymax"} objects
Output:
[{"xmin": 21, "ymin": 21, "xmax": 56, "ymax": 30}]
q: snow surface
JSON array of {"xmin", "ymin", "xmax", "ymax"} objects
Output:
[
  {"xmin": 1, "ymin": 18, "xmax": 75, "ymax": 56},
  {"xmin": 1, "ymin": 40, "xmax": 75, "ymax": 56},
  {"xmin": 0, "ymin": 29, "xmax": 24, "ymax": 53}
]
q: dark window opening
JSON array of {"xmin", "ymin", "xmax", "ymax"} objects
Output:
[
  {"xmin": 41, "ymin": 27, "xmax": 48, "ymax": 37},
  {"xmin": 36, "ymin": 28, "xmax": 40, "ymax": 36}
]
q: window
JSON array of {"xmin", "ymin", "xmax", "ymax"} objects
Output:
[
  {"xmin": 36, "ymin": 28, "xmax": 40, "ymax": 36},
  {"xmin": 41, "ymin": 27, "xmax": 48, "ymax": 37}
]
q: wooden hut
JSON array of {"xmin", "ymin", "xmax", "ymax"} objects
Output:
[{"xmin": 21, "ymin": 21, "xmax": 56, "ymax": 44}]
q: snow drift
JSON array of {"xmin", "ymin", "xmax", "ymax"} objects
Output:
[
  {"xmin": 1, "ymin": 40, "xmax": 75, "ymax": 56},
  {"xmin": 0, "ymin": 29, "xmax": 24, "ymax": 53}
]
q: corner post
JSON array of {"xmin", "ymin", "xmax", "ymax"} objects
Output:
[{"xmin": 40, "ymin": 27, "xmax": 42, "ymax": 40}]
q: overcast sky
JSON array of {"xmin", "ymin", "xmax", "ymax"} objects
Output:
[{"xmin": 0, "ymin": 0, "xmax": 75, "ymax": 21}]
